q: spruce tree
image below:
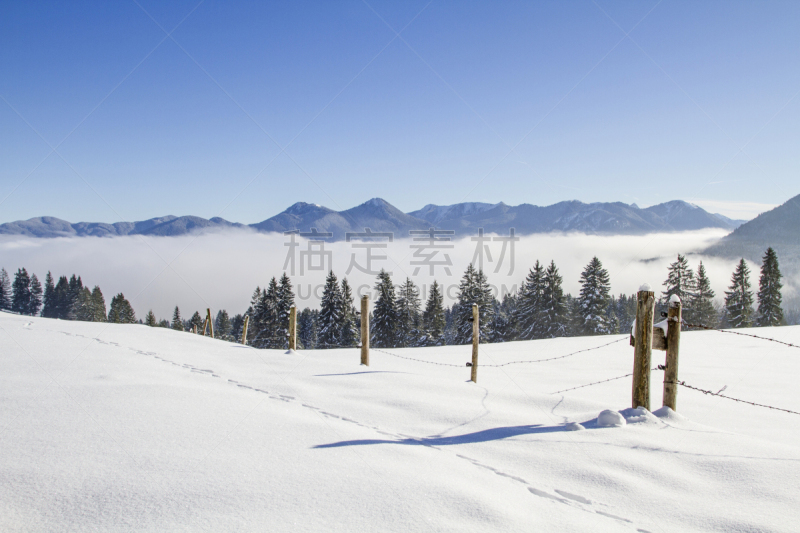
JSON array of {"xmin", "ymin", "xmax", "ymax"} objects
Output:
[
  {"xmin": 74, "ymin": 287, "xmax": 93, "ymax": 321},
  {"xmin": 317, "ymin": 271, "xmax": 344, "ymax": 348},
  {"xmin": 488, "ymin": 294, "xmax": 515, "ymax": 343},
  {"xmin": 254, "ymin": 278, "xmax": 280, "ymax": 348},
  {"xmin": 158, "ymin": 318, "xmax": 170, "ymax": 328},
  {"xmin": 340, "ymin": 278, "xmax": 359, "ymax": 347},
  {"xmin": 396, "ymin": 278, "xmax": 422, "ymax": 347},
  {"xmin": 0, "ymin": 268, "xmax": 10, "ymax": 310},
  {"xmin": 454, "ymin": 264, "xmax": 494, "ymax": 344},
  {"xmin": 690, "ymin": 262, "xmax": 717, "ymax": 327},
  {"xmin": 28, "ymin": 274, "xmax": 43, "ymax": 316},
  {"xmin": 108, "ymin": 293, "xmax": 136, "ymax": 324},
  {"xmin": 371, "ymin": 269, "xmax": 397, "ymax": 348},
  {"xmin": 661, "ymin": 254, "xmax": 695, "ymax": 312},
  {"xmin": 724, "ymin": 259, "xmax": 754, "ymax": 328},
  {"xmin": 444, "ymin": 304, "xmax": 457, "ymax": 345},
  {"xmin": 215, "ymin": 309, "xmax": 233, "ymax": 339},
  {"xmin": 515, "ymin": 261, "xmax": 545, "ymax": 340},
  {"xmin": 172, "ymin": 306, "xmax": 184, "ymax": 331},
  {"xmin": 422, "ymin": 280, "xmax": 446, "ymax": 346},
  {"xmin": 53, "ymin": 276, "xmax": 70, "ymax": 319},
  {"xmin": 578, "ymin": 257, "xmax": 612, "ymax": 335},
  {"xmin": 11, "ymin": 268, "xmax": 32, "ymax": 315},
  {"xmin": 66, "ymin": 275, "xmax": 83, "ymax": 319},
  {"xmin": 757, "ymin": 247, "xmax": 784, "ymax": 327},
  {"xmin": 42, "ymin": 272, "xmax": 57, "ymax": 318},
  {"xmin": 541, "ymin": 260, "xmax": 568, "ymax": 338},
  {"xmin": 274, "ymin": 273, "xmax": 295, "ymax": 348},
  {"xmin": 189, "ymin": 311, "xmax": 204, "ymax": 332},
  {"xmin": 298, "ymin": 307, "xmax": 318, "ymax": 349},
  {"xmin": 145, "ymin": 310, "xmax": 158, "ymax": 327}
]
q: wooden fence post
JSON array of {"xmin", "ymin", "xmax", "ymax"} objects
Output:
[
  {"xmin": 288, "ymin": 306, "xmax": 297, "ymax": 351},
  {"xmin": 632, "ymin": 286, "xmax": 655, "ymax": 410},
  {"xmin": 206, "ymin": 308, "xmax": 214, "ymax": 339},
  {"xmin": 202, "ymin": 317, "xmax": 208, "ymax": 336},
  {"xmin": 471, "ymin": 303, "xmax": 479, "ymax": 383},
  {"xmin": 663, "ymin": 295, "xmax": 682, "ymax": 411},
  {"xmin": 361, "ymin": 295, "xmax": 369, "ymax": 366},
  {"xmin": 192, "ymin": 324, "xmax": 197, "ymax": 334},
  {"xmin": 241, "ymin": 315, "xmax": 249, "ymax": 345}
]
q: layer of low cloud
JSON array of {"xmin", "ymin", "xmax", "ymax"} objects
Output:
[{"xmin": 1, "ymin": 228, "xmax": 791, "ymax": 321}]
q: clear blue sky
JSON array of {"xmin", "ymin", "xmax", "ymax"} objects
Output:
[{"xmin": 1, "ymin": 0, "xmax": 798, "ymax": 224}]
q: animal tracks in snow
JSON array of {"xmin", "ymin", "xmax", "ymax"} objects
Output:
[{"xmin": 112, "ymin": 339, "xmax": 644, "ymax": 530}]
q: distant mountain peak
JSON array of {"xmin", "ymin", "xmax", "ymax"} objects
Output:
[{"xmin": 0, "ymin": 196, "xmax": 759, "ymax": 239}]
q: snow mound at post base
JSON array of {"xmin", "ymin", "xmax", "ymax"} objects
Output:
[{"xmin": 597, "ymin": 409, "xmax": 626, "ymax": 427}]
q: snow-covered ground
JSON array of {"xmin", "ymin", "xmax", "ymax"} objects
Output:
[{"xmin": 1, "ymin": 312, "xmax": 799, "ymax": 532}]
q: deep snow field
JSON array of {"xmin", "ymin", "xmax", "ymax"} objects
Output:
[{"xmin": 1, "ymin": 311, "xmax": 799, "ymax": 532}]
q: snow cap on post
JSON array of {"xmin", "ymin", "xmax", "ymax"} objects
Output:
[
  {"xmin": 639, "ymin": 283, "xmax": 652, "ymax": 292},
  {"xmin": 669, "ymin": 294, "xmax": 681, "ymax": 307}
]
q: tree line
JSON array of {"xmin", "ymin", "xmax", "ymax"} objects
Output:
[
  {"xmin": 0, "ymin": 268, "xmax": 135, "ymax": 323},
  {"xmin": 0, "ymin": 246, "xmax": 786, "ymax": 347}
]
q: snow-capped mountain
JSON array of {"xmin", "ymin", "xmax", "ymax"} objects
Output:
[{"xmin": 0, "ymin": 198, "xmax": 748, "ymax": 239}]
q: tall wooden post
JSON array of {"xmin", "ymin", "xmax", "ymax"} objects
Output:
[
  {"xmin": 360, "ymin": 295, "xmax": 369, "ymax": 366},
  {"xmin": 241, "ymin": 315, "xmax": 249, "ymax": 345},
  {"xmin": 663, "ymin": 296, "xmax": 682, "ymax": 411},
  {"xmin": 288, "ymin": 306, "xmax": 297, "ymax": 351},
  {"xmin": 471, "ymin": 304, "xmax": 479, "ymax": 383},
  {"xmin": 206, "ymin": 308, "xmax": 214, "ymax": 339},
  {"xmin": 632, "ymin": 287, "xmax": 655, "ymax": 410},
  {"xmin": 202, "ymin": 317, "xmax": 209, "ymax": 336}
]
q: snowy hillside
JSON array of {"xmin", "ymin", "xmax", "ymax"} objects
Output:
[{"xmin": 2, "ymin": 312, "xmax": 799, "ymax": 532}]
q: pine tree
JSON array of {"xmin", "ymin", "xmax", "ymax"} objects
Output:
[
  {"xmin": 605, "ymin": 295, "xmax": 620, "ymax": 334},
  {"xmin": 0, "ymin": 268, "xmax": 10, "ymax": 310},
  {"xmin": 757, "ymin": 247, "xmax": 784, "ymax": 327},
  {"xmin": 422, "ymin": 280, "xmax": 446, "ymax": 346},
  {"xmin": 578, "ymin": 257, "xmax": 612, "ymax": 335},
  {"xmin": 724, "ymin": 259, "xmax": 754, "ymax": 328},
  {"xmin": 41, "ymin": 272, "xmax": 57, "ymax": 318},
  {"xmin": 488, "ymin": 294, "xmax": 516, "ymax": 342},
  {"xmin": 108, "ymin": 293, "xmax": 136, "ymax": 324},
  {"xmin": 371, "ymin": 269, "xmax": 397, "ymax": 348},
  {"xmin": 340, "ymin": 278, "xmax": 359, "ymax": 347},
  {"xmin": 317, "ymin": 271, "xmax": 344, "ymax": 348},
  {"xmin": 158, "ymin": 318, "xmax": 170, "ymax": 328},
  {"xmin": 215, "ymin": 309, "xmax": 233, "ymax": 340},
  {"xmin": 444, "ymin": 304, "xmax": 457, "ymax": 345},
  {"xmin": 541, "ymin": 260, "xmax": 568, "ymax": 338},
  {"xmin": 615, "ymin": 294, "xmax": 637, "ymax": 334},
  {"xmin": 454, "ymin": 264, "xmax": 494, "ymax": 344},
  {"xmin": 66, "ymin": 275, "xmax": 83, "ymax": 319},
  {"xmin": 253, "ymin": 278, "xmax": 280, "ymax": 348},
  {"xmin": 74, "ymin": 287, "xmax": 93, "ymax": 321},
  {"xmin": 28, "ymin": 274, "xmax": 43, "ymax": 316},
  {"xmin": 230, "ymin": 313, "xmax": 245, "ymax": 340},
  {"xmin": 11, "ymin": 268, "xmax": 32, "ymax": 315},
  {"xmin": 690, "ymin": 262, "xmax": 717, "ymax": 327},
  {"xmin": 172, "ymin": 306, "xmax": 184, "ymax": 330},
  {"xmin": 145, "ymin": 310, "xmax": 158, "ymax": 327},
  {"xmin": 189, "ymin": 311, "xmax": 204, "ymax": 332},
  {"xmin": 298, "ymin": 308, "xmax": 318, "ymax": 349},
  {"xmin": 274, "ymin": 273, "xmax": 295, "ymax": 348},
  {"xmin": 661, "ymin": 254, "xmax": 695, "ymax": 312},
  {"xmin": 396, "ymin": 278, "xmax": 422, "ymax": 347},
  {"xmin": 515, "ymin": 261, "xmax": 545, "ymax": 340},
  {"xmin": 52, "ymin": 276, "xmax": 70, "ymax": 319}
]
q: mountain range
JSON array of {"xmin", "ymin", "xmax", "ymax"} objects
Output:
[
  {"xmin": 703, "ymin": 193, "xmax": 800, "ymax": 279},
  {"xmin": 0, "ymin": 198, "xmax": 747, "ymax": 240}
]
